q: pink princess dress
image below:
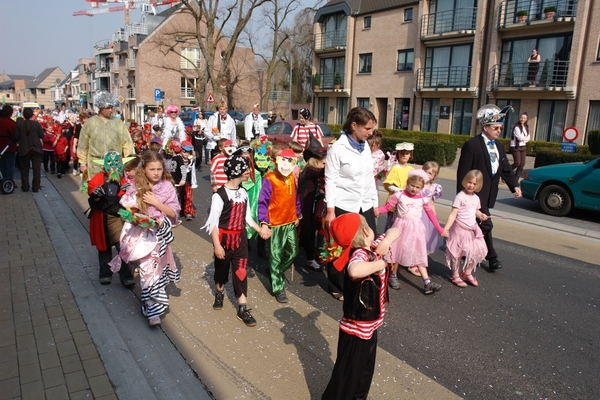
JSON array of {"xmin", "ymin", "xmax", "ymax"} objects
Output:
[
  {"xmin": 445, "ymin": 191, "xmax": 487, "ymax": 273},
  {"xmin": 109, "ymin": 179, "xmax": 181, "ymax": 320},
  {"xmin": 378, "ymin": 190, "xmax": 444, "ymax": 267},
  {"xmin": 421, "ymin": 182, "xmax": 443, "ymax": 254}
]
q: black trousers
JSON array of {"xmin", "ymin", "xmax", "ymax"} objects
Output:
[
  {"xmin": 478, "ymin": 206, "xmax": 497, "ymax": 260},
  {"xmin": 327, "ymin": 207, "xmax": 377, "ymax": 296},
  {"xmin": 43, "ymin": 151, "xmax": 55, "ymax": 172},
  {"xmin": 98, "ymin": 242, "xmax": 133, "ymax": 281},
  {"xmin": 19, "ymin": 152, "xmax": 42, "ymax": 192},
  {"xmin": 214, "ymin": 236, "xmax": 249, "ymax": 299},
  {"xmin": 322, "ymin": 329, "xmax": 378, "ymax": 400}
]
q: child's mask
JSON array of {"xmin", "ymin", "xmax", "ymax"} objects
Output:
[{"xmin": 276, "ymin": 149, "xmax": 297, "ymax": 177}]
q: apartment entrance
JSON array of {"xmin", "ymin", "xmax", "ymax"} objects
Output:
[{"xmin": 376, "ymin": 98, "xmax": 388, "ymax": 128}]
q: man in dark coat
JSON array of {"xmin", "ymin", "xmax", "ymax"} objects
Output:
[{"xmin": 456, "ymin": 105, "xmax": 522, "ymax": 271}]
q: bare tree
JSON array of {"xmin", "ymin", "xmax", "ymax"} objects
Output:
[
  {"xmin": 284, "ymin": 7, "xmax": 315, "ymax": 104},
  {"xmin": 247, "ymin": 0, "xmax": 300, "ymax": 111}
]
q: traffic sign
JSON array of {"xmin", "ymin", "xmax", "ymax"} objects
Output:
[
  {"xmin": 117, "ymin": 96, "xmax": 125, "ymax": 103},
  {"xmin": 561, "ymin": 142, "xmax": 577, "ymax": 153},
  {"xmin": 206, "ymin": 92, "xmax": 215, "ymax": 103},
  {"xmin": 563, "ymin": 126, "xmax": 579, "ymax": 142},
  {"xmin": 154, "ymin": 88, "xmax": 162, "ymax": 102}
]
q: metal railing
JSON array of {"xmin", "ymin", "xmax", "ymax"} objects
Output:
[
  {"xmin": 113, "ymin": 29, "xmax": 127, "ymax": 43},
  {"xmin": 125, "ymin": 23, "xmax": 148, "ymax": 38},
  {"xmin": 420, "ymin": 7, "xmax": 478, "ymax": 37},
  {"xmin": 269, "ymin": 91, "xmax": 290, "ymax": 101},
  {"xmin": 490, "ymin": 60, "xmax": 569, "ymax": 88},
  {"xmin": 497, "ymin": 0, "xmax": 578, "ymax": 28},
  {"xmin": 313, "ymin": 31, "xmax": 347, "ymax": 51},
  {"xmin": 180, "ymin": 88, "xmax": 194, "ymax": 98},
  {"xmin": 127, "ymin": 88, "xmax": 135, "ymax": 99},
  {"xmin": 318, "ymin": 72, "xmax": 345, "ymax": 89},
  {"xmin": 416, "ymin": 66, "xmax": 472, "ymax": 90},
  {"xmin": 111, "ymin": 63, "xmax": 118, "ymax": 73},
  {"xmin": 126, "ymin": 59, "xmax": 136, "ymax": 70}
]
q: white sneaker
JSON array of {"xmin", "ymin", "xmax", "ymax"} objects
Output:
[
  {"xmin": 307, "ymin": 260, "xmax": 322, "ymax": 271},
  {"xmin": 73, "ymin": 169, "xmax": 78, "ymax": 176}
]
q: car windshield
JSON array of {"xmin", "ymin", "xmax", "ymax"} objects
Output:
[{"xmin": 180, "ymin": 113, "xmax": 193, "ymax": 122}]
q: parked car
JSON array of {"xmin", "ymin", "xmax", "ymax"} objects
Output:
[
  {"xmin": 227, "ymin": 110, "xmax": 245, "ymax": 123},
  {"xmin": 265, "ymin": 120, "xmax": 336, "ymax": 147},
  {"xmin": 520, "ymin": 157, "xmax": 600, "ymax": 216},
  {"xmin": 179, "ymin": 110, "xmax": 197, "ymax": 128}
]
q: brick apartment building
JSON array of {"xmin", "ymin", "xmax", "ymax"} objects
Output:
[
  {"xmin": 313, "ymin": 0, "xmax": 600, "ymax": 144},
  {"xmin": 89, "ymin": 5, "xmax": 258, "ymax": 123}
]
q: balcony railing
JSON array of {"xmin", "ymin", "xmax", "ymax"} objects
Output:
[
  {"xmin": 497, "ymin": 0, "xmax": 578, "ymax": 28},
  {"xmin": 180, "ymin": 88, "xmax": 194, "ymax": 98},
  {"xmin": 416, "ymin": 66, "xmax": 472, "ymax": 90},
  {"xmin": 126, "ymin": 23, "xmax": 148, "ymax": 38},
  {"xmin": 314, "ymin": 31, "xmax": 347, "ymax": 52},
  {"xmin": 111, "ymin": 63, "xmax": 118, "ymax": 73},
  {"xmin": 127, "ymin": 88, "xmax": 135, "ymax": 99},
  {"xmin": 490, "ymin": 61, "xmax": 569, "ymax": 89},
  {"xmin": 318, "ymin": 72, "xmax": 345, "ymax": 90},
  {"xmin": 126, "ymin": 59, "xmax": 136, "ymax": 70},
  {"xmin": 269, "ymin": 91, "xmax": 290, "ymax": 102},
  {"xmin": 420, "ymin": 7, "xmax": 478, "ymax": 37}
]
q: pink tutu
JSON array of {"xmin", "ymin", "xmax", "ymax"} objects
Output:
[
  {"xmin": 390, "ymin": 218, "xmax": 429, "ymax": 267},
  {"xmin": 421, "ymin": 211, "xmax": 441, "ymax": 254},
  {"xmin": 445, "ymin": 220, "xmax": 487, "ymax": 271}
]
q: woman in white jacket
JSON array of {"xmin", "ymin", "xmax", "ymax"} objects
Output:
[{"xmin": 509, "ymin": 112, "xmax": 530, "ymax": 179}]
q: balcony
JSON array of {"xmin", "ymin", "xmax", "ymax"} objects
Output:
[
  {"xmin": 113, "ymin": 29, "xmax": 127, "ymax": 43},
  {"xmin": 111, "ymin": 63, "xmax": 118, "ymax": 74},
  {"xmin": 497, "ymin": 0, "xmax": 577, "ymax": 29},
  {"xmin": 126, "ymin": 23, "xmax": 148, "ymax": 38},
  {"xmin": 416, "ymin": 66, "xmax": 472, "ymax": 91},
  {"xmin": 180, "ymin": 88, "xmax": 195, "ymax": 99},
  {"xmin": 490, "ymin": 61, "xmax": 569, "ymax": 89},
  {"xmin": 420, "ymin": 8, "xmax": 477, "ymax": 40},
  {"xmin": 126, "ymin": 59, "xmax": 136, "ymax": 70},
  {"xmin": 126, "ymin": 88, "xmax": 135, "ymax": 100},
  {"xmin": 314, "ymin": 31, "xmax": 347, "ymax": 52},
  {"xmin": 94, "ymin": 66, "xmax": 111, "ymax": 78},
  {"xmin": 317, "ymin": 72, "xmax": 345, "ymax": 91}
]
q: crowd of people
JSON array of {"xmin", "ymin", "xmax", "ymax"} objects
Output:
[{"xmin": 1, "ymin": 94, "xmax": 523, "ymax": 398}]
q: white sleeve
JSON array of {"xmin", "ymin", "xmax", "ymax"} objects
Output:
[
  {"xmin": 201, "ymin": 193, "xmax": 224, "ymax": 234},
  {"xmin": 324, "ymin": 144, "xmax": 341, "ymax": 208}
]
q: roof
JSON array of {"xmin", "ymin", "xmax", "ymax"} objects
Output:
[
  {"xmin": 315, "ymin": 0, "xmax": 415, "ymax": 21},
  {"xmin": 0, "ymin": 80, "xmax": 14, "ymax": 90},
  {"xmin": 7, "ymin": 74, "xmax": 35, "ymax": 81},
  {"xmin": 26, "ymin": 67, "xmax": 64, "ymax": 89}
]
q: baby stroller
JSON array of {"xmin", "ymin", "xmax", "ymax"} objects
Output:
[{"xmin": 0, "ymin": 142, "xmax": 15, "ymax": 194}]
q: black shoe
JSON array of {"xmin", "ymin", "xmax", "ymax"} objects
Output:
[
  {"xmin": 121, "ymin": 278, "xmax": 135, "ymax": 288},
  {"xmin": 213, "ymin": 289, "xmax": 225, "ymax": 310},
  {"xmin": 489, "ymin": 258, "xmax": 503, "ymax": 271},
  {"xmin": 424, "ymin": 281, "xmax": 442, "ymax": 295},
  {"xmin": 237, "ymin": 305, "xmax": 257, "ymax": 327},
  {"xmin": 275, "ymin": 290, "xmax": 288, "ymax": 303},
  {"xmin": 99, "ymin": 276, "xmax": 112, "ymax": 285},
  {"xmin": 185, "ymin": 214, "xmax": 192, "ymax": 221},
  {"xmin": 57, "ymin": 173, "xmax": 62, "ymax": 178}
]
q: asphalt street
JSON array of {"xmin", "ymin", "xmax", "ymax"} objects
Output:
[{"xmin": 28, "ymin": 162, "xmax": 600, "ymax": 399}]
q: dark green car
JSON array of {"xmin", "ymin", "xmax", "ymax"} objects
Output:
[{"xmin": 520, "ymin": 157, "xmax": 600, "ymax": 216}]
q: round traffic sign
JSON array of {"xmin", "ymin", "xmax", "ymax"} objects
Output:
[{"xmin": 562, "ymin": 126, "xmax": 578, "ymax": 142}]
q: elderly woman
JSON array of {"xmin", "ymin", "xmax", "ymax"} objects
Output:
[
  {"xmin": 324, "ymin": 107, "xmax": 379, "ymax": 300},
  {"xmin": 161, "ymin": 105, "xmax": 187, "ymax": 149}
]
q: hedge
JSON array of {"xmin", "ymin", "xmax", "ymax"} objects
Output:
[{"xmin": 533, "ymin": 149, "xmax": 598, "ymax": 168}]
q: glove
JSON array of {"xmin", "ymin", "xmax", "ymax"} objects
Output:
[
  {"xmin": 92, "ymin": 185, "xmax": 105, "ymax": 197},
  {"xmin": 120, "ymin": 182, "xmax": 131, "ymax": 191}
]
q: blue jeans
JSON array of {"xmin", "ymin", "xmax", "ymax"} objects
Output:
[{"xmin": 0, "ymin": 151, "xmax": 16, "ymax": 180}]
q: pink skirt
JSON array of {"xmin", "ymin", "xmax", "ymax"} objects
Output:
[
  {"xmin": 390, "ymin": 217, "xmax": 429, "ymax": 267},
  {"xmin": 445, "ymin": 221, "xmax": 487, "ymax": 270},
  {"xmin": 421, "ymin": 210, "xmax": 441, "ymax": 254}
]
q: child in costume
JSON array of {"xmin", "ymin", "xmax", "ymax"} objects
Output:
[
  {"xmin": 202, "ymin": 150, "xmax": 268, "ymax": 327},
  {"xmin": 165, "ymin": 138, "xmax": 186, "ymax": 214},
  {"xmin": 368, "ymin": 131, "xmax": 385, "ymax": 187},
  {"xmin": 180, "ymin": 140, "xmax": 196, "ymax": 221},
  {"xmin": 243, "ymin": 138, "xmax": 272, "ymax": 259},
  {"xmin": 382, "ymin": 142, "xmax": 414, "ymax": 231},
  {"xmin": 123, "ymin": 156, "xmax": 140, "ymax": 185},
  {"xmin": 109, "ymin": 151, "xmax": 181, "ymax": 326},
  {"xmin": 321, "ymin": 213, "xmax": 399, "ymax": 400},
  {"xmin": 53, "ymin": 127, "xmax": 69, "ymax": 178},
  {"xmin": 442, "ymin": 169, "xmax": 488, "ymax": 288},
  {"xmin": 297, "ymin": 134, "xmax": 327, "ymax": 271},
  {"xmin": 378, "ymin": 169, "xmax": 445, "ymax": 294},
  {"xmin": 258, "ymin": 147, "xmax": 302, "ymax": 303},
  {"xmin": 87, "ymin": 150, "xmax": 135, "ymax": 287},
  {"xmin": 210, "ymin": 139, "xmax": 236, "ymax": 192},
  {"xmin": 421, "ymin": 161, "xmax": 443, "ymax": 256},
  {"xmin": 42, "ymin": 123, "xmax": 57, "ymax": 174},
  {"xmin": 288, "ymin": 140, "xmax": 306, "ymax": 187}
]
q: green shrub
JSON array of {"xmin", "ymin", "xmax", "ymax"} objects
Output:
[
  {"xmin": 588, "ymin": 130, "xmax": 600, "ymax": 155},
  {"xmin": 528, "ymin": 141, "xmax": 590, "ymax": 156},
  {"xmin": 534, "ymin": 149, "xmax": 597, "ymax": 168},
  {"xmin": 380, "ymin": 137, "xmax": 458, "ymax": 166}
]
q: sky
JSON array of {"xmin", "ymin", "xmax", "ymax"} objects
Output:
[
  {"xmin": 0, "ymin": 0, "xmax": 145, "ymax": 76},
  {"xmin": 0, "ymin": 0, "xmax": 317, "ymax": 78}
]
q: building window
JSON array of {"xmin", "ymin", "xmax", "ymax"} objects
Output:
[
  {"xmin": 318, "ymin": 98, "xmax": 328, "ymax": 123},
  {"xmin": 404, "ymin": 8, "xmax": 413, "ymax": 22},
  {"xmin": 496, "ymin": 99, "xmax": 521, "ymax": 138},
  {"xmin": 397, "ymin": 49, "xmax": 414, "ymax": 71},
  {"xmin": 336, "ymin": 98, "xmax": 348, "ymax": 124},
  {"xmin": 359, "ymin": 53, "xmax": 372, "ymax": 73},
  {"xmin": 180, "ymin": 48, "xmax": 200, "ymax": 70},
  {"xmin": 364, "ymin": 16, "xmax": 371, "ymax": 29},
  {"xmin": 421, "ymin": 98, "xmax": 440, "ymax": 132},
  {"xmin": 40, "ymin": 89, "xmax": 45, "ymax": 95},
  {"xmin": 451, "ymin": 99, "xmax": 473, "ymax": 135},
  {"xmin": 180, "ymin": 77, "xmax": 197, "ymax": 98},
  {"xmin": 537, "ymin": 100, "xmax": 568, "ymax": 142},
  {"xmin": 586, "ymin": 102, "xmax": 600, "ymax": 144},
  {"xmin": 319, "ymin": 57, "xmax": 345, "ymax": 89},
  {"xmin": 357, "ymin": 98, "xmax": 370, "ymax": 109}
]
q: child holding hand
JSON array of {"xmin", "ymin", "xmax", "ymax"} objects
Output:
[
  {"xmin": 321, "ymin": 213, "xmax": 399, "ymax": 400},
  {"xmin": 378, "ymin": 169, "xmax": 444, "ymax": 294},
  {"xmin": 442, "ymin": 169, "xmax": 488, "ymax": 287}
]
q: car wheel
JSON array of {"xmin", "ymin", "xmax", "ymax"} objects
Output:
[{"xmin": 538, "ymin": 184, "xmax": 572, "ymax": 216}]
